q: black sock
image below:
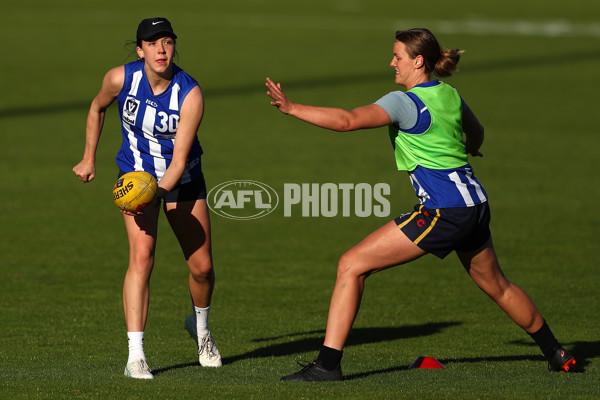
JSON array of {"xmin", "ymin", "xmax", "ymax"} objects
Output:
[
  {"xmin": 317, "ymin": 345, "xmax": 343, "ymax": 370},
  {"xmin": 529, "ymin": 320, "xmax": 560, "ymax": 360}
]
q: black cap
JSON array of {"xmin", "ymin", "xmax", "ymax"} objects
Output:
[{"xmin": 136, "ymin": 17, "xmax": 177, "ymax": 42}]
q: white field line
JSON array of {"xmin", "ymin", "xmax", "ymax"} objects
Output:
[
  {"xmin": 180, "ymin": 14, "xmax": 600, "ymax": 38},
  {"xmin": 8, "ymin": 8, "xmax": 600, "ymax": 38},
  {"xmin": 423, "ymin": 19, "xmax": 600, "ymax": 37}
]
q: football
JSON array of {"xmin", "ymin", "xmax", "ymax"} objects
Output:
[{"xmin": 112, "ymin": 171, "xmax": 158, "ymax": 213}]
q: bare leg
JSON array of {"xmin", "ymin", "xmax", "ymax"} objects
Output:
[
  {"xmin": 166, "ymin": 199, "xmax": 222, "ymax": 367},
  {"xmin": 165, "ymin": 199, "xmax": 214, "ymax": 308},
  {"xmin": 323, "ymin": 221, "xmax": 426, "ymax": 350},
  {"xmin": 122, "ymin": 205, "xmax": 160, "ymax": 332},
  {"xmin": 456, "ymin": 238, "xmax": 544, "ymax": 333}
]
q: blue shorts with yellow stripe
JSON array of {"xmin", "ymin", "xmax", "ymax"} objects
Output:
[{"xmin": 394, "ymin": 202, "xmax": 491, "ymax": 259}]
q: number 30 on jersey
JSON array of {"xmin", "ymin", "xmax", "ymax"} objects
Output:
[{"xmin": 155, "ymin": 111, "xmax": 179, "ymax": 134}]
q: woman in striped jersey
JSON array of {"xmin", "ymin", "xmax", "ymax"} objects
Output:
[
  {"xmin": 267, "ymin": 28, "xmax": 575, "ymax": 381},
  {"xmin": 73, "ymin": 17, "xmax": 221, "ymax": 379}
]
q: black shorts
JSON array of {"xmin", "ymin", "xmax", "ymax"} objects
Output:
[
  {"xmin": 164, "ymin": 174, "xmax": 207, "ymax": 203},
  {"xmin": 117, "ymin": 170, "xmax": 207, "ymax": 203},
  {"xmin": 394, "ymin": 202, "xmax": 491, "ymax": 259}
]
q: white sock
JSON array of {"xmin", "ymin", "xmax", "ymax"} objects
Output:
[
  {"xmin": 194, "ymin": 306, "xmax": 210, "ymax": 337},
  {"xmin": 127, "ymin": 331, "xmax": 146, "ymax": 363}
]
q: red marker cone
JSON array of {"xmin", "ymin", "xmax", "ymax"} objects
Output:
[{"xmin": 409, "ymin": 357, "xmax": 444, "ymax": 369}]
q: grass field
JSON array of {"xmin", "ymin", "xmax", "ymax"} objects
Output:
[{"xmin": 1, "ymin": 0, "xmax": 599, "ymax": 399}]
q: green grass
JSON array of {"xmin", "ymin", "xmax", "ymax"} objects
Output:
[{"xmin": 1, "ymin": 0, "xmax": 599, "ymax": 398}]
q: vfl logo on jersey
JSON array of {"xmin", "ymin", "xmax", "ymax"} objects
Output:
[{"xmin": 123, "ymin": 96, "xmax": 140, "ymax": 125}]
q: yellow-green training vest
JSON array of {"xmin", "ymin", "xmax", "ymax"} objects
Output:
[{"xmin": 389, "ymin": 81, "xmax": 468, "ymax": 171}]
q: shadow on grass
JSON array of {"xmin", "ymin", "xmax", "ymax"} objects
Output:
[
  {"xmin": 344, "ymin": 353, "xmax": 546, "ymax": 381},
  {"xmin": 225, "ymin": 322, "xmax": 461, "ymax": 365},
  {"xmin": 153, "ymin": 325, "xmax": 597, "ymax": 379},
  {"xmin": 152, "ymin": 321, "xmax": 460, "ymax": 376},
  {"xmin": 347, "ymin": 339, "xmax": 600, "ymax": 380},
  {"xmin": 568, "ymin": 340, "xmax": 600, "ymax": 371},
  {"xmin": 152, "ymin": 362, "xmax": 198, "ymax": 376}
]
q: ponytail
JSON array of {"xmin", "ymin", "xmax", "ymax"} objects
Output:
[{"xmin": 434, "ymin": 48, "xmax": 464, "ymax": 78}]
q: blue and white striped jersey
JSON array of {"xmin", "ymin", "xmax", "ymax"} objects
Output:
[
  {"xmin": 116, "ymin": 60, "xmax": 203, "ymax": 184},
  {"xmin": 409, "ymin": 165, "xmax": 487, "ymax": 209}
]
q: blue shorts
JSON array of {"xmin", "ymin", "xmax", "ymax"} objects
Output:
[
  {"xmin": 117, "ymin": 170, "xmax": 207, "ymax": 203},
  {"xmin": 394, "ymin": 202, "xmax": 491, "ymax": 259}
]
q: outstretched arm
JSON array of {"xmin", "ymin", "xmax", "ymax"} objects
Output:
[
  {"xmin": 266, "ymin": 77, "xmax": 391, "ymax": 132},
  {"xmin": 73, "ymin": 66, "xmax": 124, "ymax": 182}
]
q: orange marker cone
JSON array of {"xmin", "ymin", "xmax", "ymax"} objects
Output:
[{"xmin": 409, "ymin": 357, "xmax": 445, "ymax": 369}]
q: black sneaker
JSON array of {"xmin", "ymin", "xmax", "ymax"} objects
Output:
[
  {"xmin": 280, "ymin": 360, "xmax": 343, "ymax": 382},
  {"xmin": 548, "ymin": 347, "xmax": 576, "ymax": 372}
]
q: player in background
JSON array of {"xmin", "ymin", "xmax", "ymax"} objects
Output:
[
  {"xmin": 266, "ymin": 28, "xmax": 576, "ymax": 382},
  {"xmin": 73, "ymin": 17, "xmax": 221, "ymax": 379}
]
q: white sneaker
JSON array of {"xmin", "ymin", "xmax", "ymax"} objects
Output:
[
  {"xmin": 124, "ymin": 359, "xmax": 154, "ymax": 379},
  {"xmin": 199, "ymin": 332, "xmax": 222, "ymax": 367},
  {"xmin": 184, "ymin": 314, "xmax": 222, "ymax": 367}
]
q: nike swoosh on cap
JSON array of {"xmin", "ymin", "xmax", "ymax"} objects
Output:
[{"xmin": 152, "ymin": 21, "xmax": 165, "ymax": 25}]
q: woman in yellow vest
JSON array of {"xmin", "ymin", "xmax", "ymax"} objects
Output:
[{"xmin": 266, "ymin": 28, "xmax": 575, "ymax": 381}]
